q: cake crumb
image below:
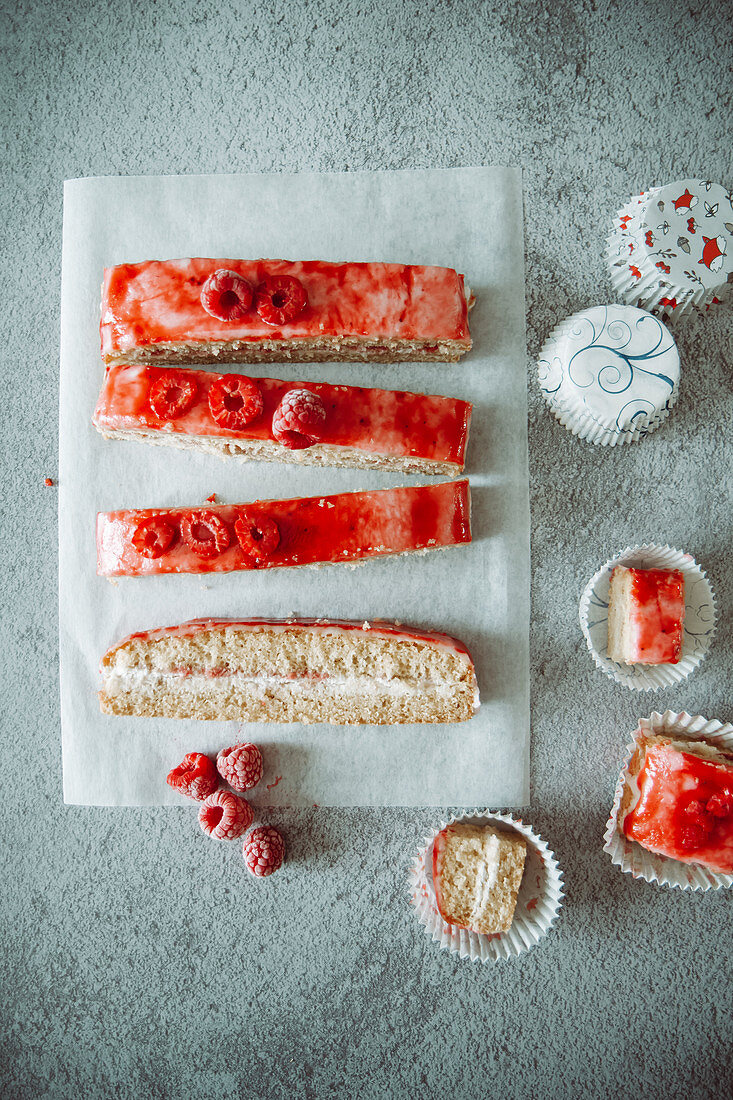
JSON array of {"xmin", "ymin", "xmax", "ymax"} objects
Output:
[{"xmin": 205, "ymin": 493, "xmax": 216, "ymax": 503}]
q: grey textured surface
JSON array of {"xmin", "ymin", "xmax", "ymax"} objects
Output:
[{"xmin": 1, "ymin": 0, "xmax": 732, "ymax": 1097}]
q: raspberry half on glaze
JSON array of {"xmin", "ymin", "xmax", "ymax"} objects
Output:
[
  {"xmin": 243, "ymin": 825, "xmax": 285, "ymax": 877},
  {"xmin": 179, "ymin": 510, "xmax": 231, "ymax": 558},
  {"xmin": 271, "ymin": 388, "xmax": 327, "ymax": 449},
  {"xmin": 166, "ymin": 752, "xmax": 218, "ymax": 801},
  {"xmin": 208, "ymin": 374, "xmax": 264, "ymax": 431},
  {"xmin": 200, "ymin": 269, "xmax": 254, "ymax": 322},
  {"xmin": 234, "ymin": 511, "xmax": 280, "ymax": 565},
  {"xmin": 149, "ymin": 371, "xmax": 198, "ymax": 420},
  {"xmin": 131, "ymin": 517, "xmax": 177, "ymax": 559},
  {"xmin": 217, "ymin": 742, "xmax": 264, "ymax": 792},
  {"xmin": 199, "ymin": 790, "xmax": 253, "ymax": 840},
  {"xmin": 255, "ymin": 275, "xmax": 308, "ymax": 326}
]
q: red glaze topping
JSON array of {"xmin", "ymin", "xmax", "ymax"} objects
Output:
[
  {"xmin": 100, "ymin": 258, "xmax": 471, "ymax": 360},
  {"xmin": 623, "ymin": 741, "xmax": 733, "ymax": 873},
  {"xmin": 626, "ymin": 568, "xmax": 685, "ymax": 664},
  {"xmin": 96, "ymin": 480, "xmax": 471, "ymax": 577},
  {"xmin": 93, "ymin": 364, "xmax": 472, "ymax": 470},
  {"xmin": 101, "ymin": 616, "xmax": 476, "ymax": 668}
]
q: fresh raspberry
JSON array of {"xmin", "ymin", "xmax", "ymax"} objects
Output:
[
  {"xmin": 200, "ymin": 269, "xmax": 254, "ymax": 321},
  {"xmin": 255, "ymin": 275, "xmax": 308, "ymax": 326},
  {"xmin": 208, "ymin": 374, "xmax": 264, "ymax": 431},
  {"xmin": 217, "ymin": 742, "xmax": 264, "ymax": 792},
  {"xmin": 199, "ymin": 790, "xmax": 253, "ymax": 840},
  {"xmin": 180, "ymin": 510, "xmax": 231, "ymax": 558},
  {"xmin": 149, "ymin": 372, "xmax": 198, "ymax": 420},
  {"xmin": 243, "ymin": 825, "xmax": 285, "ymax": 877},
  {"xmin": 166, "ymin": 752, "xmax": 218, "ymax": 801},
  {"xmin": 272, "ymin": 389, "xmax": 327, "ymax": 449},
  {"xmin": 132, "ymin": 517, "xmax": 177, "ymax": 558},
  {"xmin": 234, "ymin": 511, "xmax": 280, "ymax": 565}
]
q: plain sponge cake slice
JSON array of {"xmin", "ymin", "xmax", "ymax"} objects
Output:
[
  {"xmin": 99, "ymin": 618, "xmax": 479, "ymax": 725},
  {"xmin": 433, "ymin": 823, "xmax": 527, "ymax": 934}
]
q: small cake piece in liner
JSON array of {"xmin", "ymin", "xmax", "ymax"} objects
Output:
[
  {"xmin": 433, "ymin": 822, "xmax": 527, "ymax": 934},
  {"xmin": 618, "ymin": 732, "xmax": 733, "ymax": 875},
  {"xmin": 409, "ymin": 812, "xmax": 564, "ymax": 961},
  {"xmin": 607, "ymin": 566, "xmax": 685, "ymax": 666}
]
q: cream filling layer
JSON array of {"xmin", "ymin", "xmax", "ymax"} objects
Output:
[
  {"xmin": 104, "ymin": 667, "xmax": 477, "ymax": 706},
  {"xmin": 468, "ymin": 833, "xmax": 501, "ymax": 927}
]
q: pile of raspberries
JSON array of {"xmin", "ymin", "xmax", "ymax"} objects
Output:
[{"xmin": 167, "ymin": 743, "xmax": 284, "ymax": 878}]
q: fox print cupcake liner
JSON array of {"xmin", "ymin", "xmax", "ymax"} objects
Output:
[{"xmin": 607, "ymin": 179, "xmax": 733, "ymax": 321}]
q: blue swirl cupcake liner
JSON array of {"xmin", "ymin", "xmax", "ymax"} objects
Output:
[
  {"xmin": 606, "ymin": 180, "xmax": 733, "ymax": 321},
  {"xmin": 604, "ymin": 711, "xmax": 733, "ymax": 891},
  {"xmin": 538, "ymin": 305, "xmax": 680, "ymax": 446},
  {"xmin": 579, "ymin": 543, "xmax": 717, "ymax": 691}
]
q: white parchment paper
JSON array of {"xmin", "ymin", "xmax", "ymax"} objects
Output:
[{"xmin": 59, "ymin": 167, "xmax": 529, "ymax": 807}]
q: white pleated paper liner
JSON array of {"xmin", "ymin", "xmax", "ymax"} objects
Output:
[
  {"xmin": 604, "ymin": 711, "xmax": 733, "ymax": 891},
  {"xmin": 407, "ymin": 811, "xmax": 564, "ymax": 963},
  {"xmin": 537, "ymin": 305, "xmax": 679, "ymax": 446},
  {"xmin": 579, "ymin": 543, "xmax": 717, "ymax": 691},
  {"xmin": 606, "ymin": 179, "xmax": 733, "ymax": 321}
]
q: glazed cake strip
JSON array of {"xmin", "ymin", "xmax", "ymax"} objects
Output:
[
  {"xmin": 97, "ymin": 480, "xmax": 471, "ymax": 577},
  {"xmin": 99, "ymin": 619, "xmax": 480, "ymax": 725},
  {"xmin": 101, "ymin": 258, "xmax": 473, "ymax": 366},
  {"xmin": 93, "ymin": 365, "xmax": 472, "ymax": 475}
]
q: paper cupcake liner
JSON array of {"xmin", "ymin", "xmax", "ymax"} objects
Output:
[
  {"xmin": 579, "ymin": 543, "xmax": 717, "ymax": 691},
  {"xmin": 538, "ymin": 310, "xmax": 679, "ymax": 446},
  {"xmin": 407, "ymin": 810, "xmax": 563, "ymax": 962},
  {"xmin": 607, "ymin": 236, "xmax": 724, "ymax": 320},
  {"xmin": 606, "ymin": 181, "xmax": 733, "ymax": 321},
  {"xmin": 604, "ymin": 710, "xmax": 733, "ymax": 890}
]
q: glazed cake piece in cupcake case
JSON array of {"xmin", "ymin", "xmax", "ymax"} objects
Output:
[
  {"xmin": 619, "ymin": 733, "xmax": 733, "ymax": 874},
  {"xmin": 99, "ymin": 619, "xmax": 479, "ymax": 725},
  {"xmin": 96, "ymin": 480, "xmax": 471, "ymax": 577},
  {"xmin": 100, "ymin": 259, "xmax": 474, "ymax": 366},
  {"xmin": 607, "ymin": 566, "xmax": 684, "ymax": 666},
  {"xmin": 93, "ymin": 365, "xmax": 472, "ymax": 476},
  {"xmin": 433, "ymin": 823, "xmax": 527, "ymax": 934}
]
